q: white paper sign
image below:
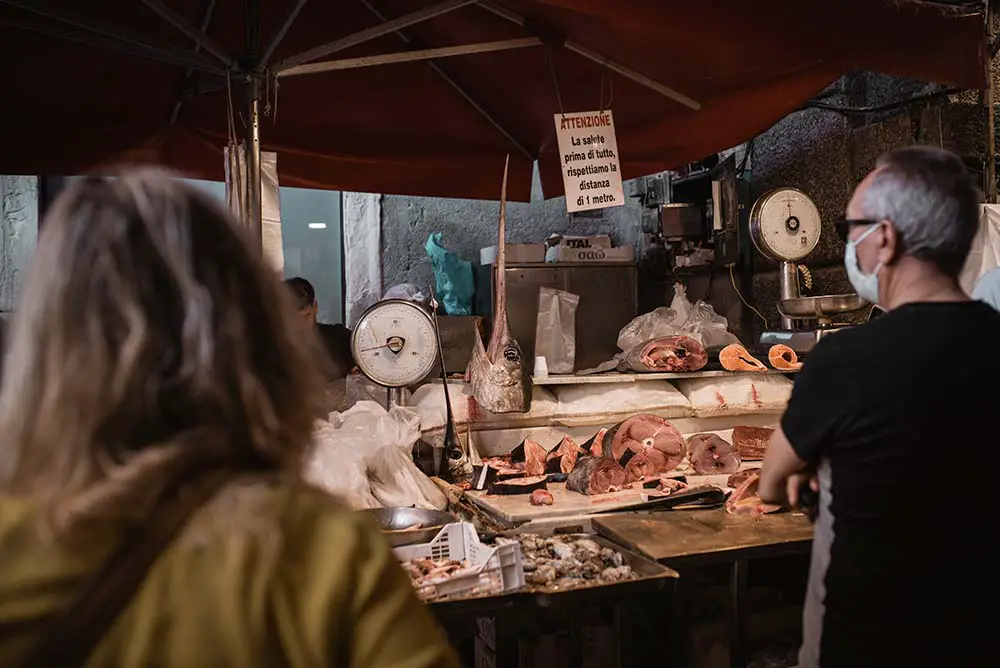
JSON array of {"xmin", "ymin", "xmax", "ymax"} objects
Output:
[{"xmin": 554, "ymin": 110, "xmax": 624, "ymax": 213}]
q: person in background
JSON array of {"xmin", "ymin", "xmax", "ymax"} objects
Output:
[
  {"xmin": 0, "ymin": 170, "xmax": 459, "ymax": 668},
  {"xmin": 759, "ymin": 146, "xmax": 994, "ymax": 668},
  {"xmin": 285, "ymin": 276, "xmax": 355, "ymax": 380},
  {"xmin": 971, "ymin": 265, "xmax": 1000, "ymax": 310}
]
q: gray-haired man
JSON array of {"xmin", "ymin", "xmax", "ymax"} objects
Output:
[{"xmin": 759, "ymin": 146, "xmax": 995, "ymax": 667}]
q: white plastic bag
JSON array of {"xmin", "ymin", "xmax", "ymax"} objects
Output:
[
  {"xmin": 670, "ymin": 283, "xmax": 739, "ymax": 348},
  {"xmin": 534, "ymin": 287, "xmax": 580, "ymax": 374},
  {"xmin": 616, "ymin": 306, "xmax": 679, "ymax": 352},
  {"xmin": 304, "ymin": 418, "xmax": 379, "ymax": 510},
  {"xmin": 364, "ymin": 403, "xmax": 448, "ymax": 510},
  {"xmin": 617, "ymin": 284, "xmax": 739, "ymax": 352},
  {"xmin": 304, "ymin": 401, "xmax": 446, "ymax": 511},
  {"xmin": 382, "ymin": 283, "xmax": 430, "ymax": 304}
]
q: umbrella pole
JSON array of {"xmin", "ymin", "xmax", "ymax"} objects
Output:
[{"xmin": 245, "ymin": 76, "xmax": 263, "ymax": 247}]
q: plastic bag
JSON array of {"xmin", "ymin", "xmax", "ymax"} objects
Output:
[
  {"xmin": 304, "ymin": 401, "xmax": 446, "ymax": 511},
  {"xmin": 960, "ymin": 204, "xmax": 1000, "ymax": 294},
  {"xmin": 363, "ymin": 403, "xmax": 448, "ymax": 510},
  {"xmin": 534, "ymin": 287, "xmax": 580, "ymax": 374},
  {"xmin": 383, "ymin": 283, "xmax": 430, "ymax": 304},
  {"xmin": 617, "ymin": 284, "xmax": 738, "ymax": 352},
  {"xmin": 304, "ymin": 417, "xmax": 379, "ymax": 510},
  {"xmin": 425, "ymin": 232, "xmax": 474, "ymax": 315},
  {"xmin": 671, "ymin": 284, "xmax": 739, "ymax": 348},
  {"xmin": 616, "ymin": 306, "xmax": 678, "ymax": 352}
]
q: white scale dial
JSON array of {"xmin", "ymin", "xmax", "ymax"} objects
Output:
[
  {"xmin": 351, "ymin": 299, "xmax": 439, "ymax": 387},
  {"xmin": 749, "ymin": 187, "xmax": 822, "ymax": 262}
]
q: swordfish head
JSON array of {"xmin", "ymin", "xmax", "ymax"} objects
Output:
[
  {"xmin": 467, "ymin": 155, "xmax": 530, "ymax": 414},
  {"xmin": 469, "ymin": 316, "xmax": 530, "ymax": 413}
]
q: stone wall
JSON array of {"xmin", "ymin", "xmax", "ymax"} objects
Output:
[
  {"xmin": 747, "ymin": 74, "xmax": 988, "ymax": 334},
  {"xmin": 379, "ymin": 167, "xmax": 646, "ymax": 291},
  {"xmin": 0, "ymin": 176, "xmax": 39, "ymax": 316}
]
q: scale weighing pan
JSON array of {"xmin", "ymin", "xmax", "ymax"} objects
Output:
[{"xmin": 778, "ymin": 294, "xmax": 868, "ymax": 318}]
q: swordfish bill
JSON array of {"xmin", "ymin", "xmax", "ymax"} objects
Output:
[{"xmin": 467, "ymin": 155, "xmax": 531, "ymax": 413}]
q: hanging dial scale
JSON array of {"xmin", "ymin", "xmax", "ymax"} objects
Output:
[
  {"xmin": 351, "ymin": 299, "xmax": 439, "ymax": 389},
  {"xmin": 749, "ymin": 187, "xmax": 822, "ymax": 263},
  {"xmin": 749, "ymin": 188, "xmax": 823, "ymax": 331}
]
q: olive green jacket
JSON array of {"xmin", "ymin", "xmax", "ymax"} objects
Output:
[{"xmin": 0, "ymin": 483, "xmax": 459, "ymax": 668}]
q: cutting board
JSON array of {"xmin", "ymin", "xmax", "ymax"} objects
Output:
[
  {"xmin": 467, "ymin": 483, "xmax": 651, "ymax": 523},
  {"xmin": 593, "ymin": 510, "xmax": 815, "ymax": 562}
]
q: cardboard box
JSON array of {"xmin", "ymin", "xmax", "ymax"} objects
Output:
[
  {"xmin": 549, "ymin": 234, "xmax": 613, "ymax": 249},
  {"xmin": 480, "ymin": 243, "xmax": 545, "ymax": 265},
  {"xmin": 545, "ymin": 245, "xmax": 635, "ymax": 263}
]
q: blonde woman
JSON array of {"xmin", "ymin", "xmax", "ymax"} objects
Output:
[{"xmin": 0, "ymin": 171, "xmax": 459, "ymax": 668}]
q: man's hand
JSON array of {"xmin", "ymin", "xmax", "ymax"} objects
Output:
[
  {"xmin": 786, "ymin": 470, "xmax": 818, "ymax": 509},
  {"xmin": 759, "ymin": 426, "xmax": 809, "ymax": 506}
]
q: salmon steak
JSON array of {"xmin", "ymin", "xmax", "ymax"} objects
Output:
[
  {"xmin": 768, "ymin": 344, "xmax": 803, "ymax": 370},
  {"xmin": 719, "ymin": 343, "xmax": 767, "ymax": 372}
]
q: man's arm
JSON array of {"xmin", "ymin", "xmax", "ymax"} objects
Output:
[{"xmin": 759, "ymin": 426, "xmax": 809, "ymax": 506}]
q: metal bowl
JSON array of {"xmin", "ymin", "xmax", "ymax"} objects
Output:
[
  {"xmin": 365, "ymin": 507, "xmax": 456, "ymax": 547},
  {"xmin": 778, "ymin": 294, "xmax": 869, "ymax": 318}
]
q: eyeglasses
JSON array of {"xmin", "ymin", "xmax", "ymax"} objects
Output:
[{"xmin": 834, "ymin": 218, "xmax": 880, "ymax": 243}]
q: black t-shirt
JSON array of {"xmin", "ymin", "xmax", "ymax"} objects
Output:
[
  {"xmin": 782, "ymin": 301, "xmax": 998, "ymax": 668},
  {"xmin": 316, "ymin": 322, "xmax": 354, "ymax": 380}
]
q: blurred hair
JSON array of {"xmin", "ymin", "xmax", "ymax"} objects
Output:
[
  {"xmin": 0, "ymin": 169, "xmax": 328, "ymax": 532},
  {"xmin": 284, "ymin": 276, "xmax": 315, "ymax": 310},
  {"xmin": 860, "ymin": 145, "xmax": 981, "ymax": 277}
]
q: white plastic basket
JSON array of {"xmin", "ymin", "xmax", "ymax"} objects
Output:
[{"xmin": 394, "ymin": 522, "xmax": 524, "ymax": 601}]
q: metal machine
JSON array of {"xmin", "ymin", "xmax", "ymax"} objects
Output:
[
  {"xmin": 351, "ymin": 299, "xmax": 439, "ymax": 407},
  {"xmin": 749, "ymin": 187, "xmax": 868, "ymax": 353},
  {"xmin": 648, "ymin": 155, "xmax": 740, "ymax": 268}
]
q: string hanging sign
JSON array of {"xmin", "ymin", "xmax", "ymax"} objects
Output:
[{"xmin": 553, "ymin": 110, "xmax": 624, "ymax": 213}]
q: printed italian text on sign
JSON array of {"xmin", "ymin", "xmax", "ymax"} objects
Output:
[{"xmin": 554, "ymin": 110, "xmax": 624, "ymax": 213}]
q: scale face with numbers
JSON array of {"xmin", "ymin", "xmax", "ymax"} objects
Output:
[
  {"xmin": 351, "ymin": 299, "xmax": 439, "ymax": 388},
  {"xmin": 749, "ymin": 187, "xmax": 822, "ymax": 263}
]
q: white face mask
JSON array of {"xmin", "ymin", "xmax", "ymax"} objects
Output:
[{"xmin": 844, "ymin": 224, "xmax": 884, "ymax": 306}]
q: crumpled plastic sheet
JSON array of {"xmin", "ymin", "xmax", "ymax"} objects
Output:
[
  {"xmin": 304, "ymin": 401, "xmax": 446, "ymax": 511},
  {"xmin": 617, "ymin": 283, "xmax": 739, "ymax": 353}
]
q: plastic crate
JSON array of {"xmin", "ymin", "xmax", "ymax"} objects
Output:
[{"xmin": 394, "ymin": 522, "xmax": 524, "ymax": 601}]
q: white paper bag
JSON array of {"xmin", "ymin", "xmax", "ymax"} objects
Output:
[{"xmin": 534, "ymin": 287, "xmax": 580, "ymax": 374}]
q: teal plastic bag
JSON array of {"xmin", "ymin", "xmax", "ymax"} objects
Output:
[{"xmin": 425, "ymin": 232, "xmax": 474, "ymax": 315}]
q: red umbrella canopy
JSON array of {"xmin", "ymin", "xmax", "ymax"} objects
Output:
[{"xmin": 0, "ymin": 0, "xmax": 987, "ymax": 200}]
